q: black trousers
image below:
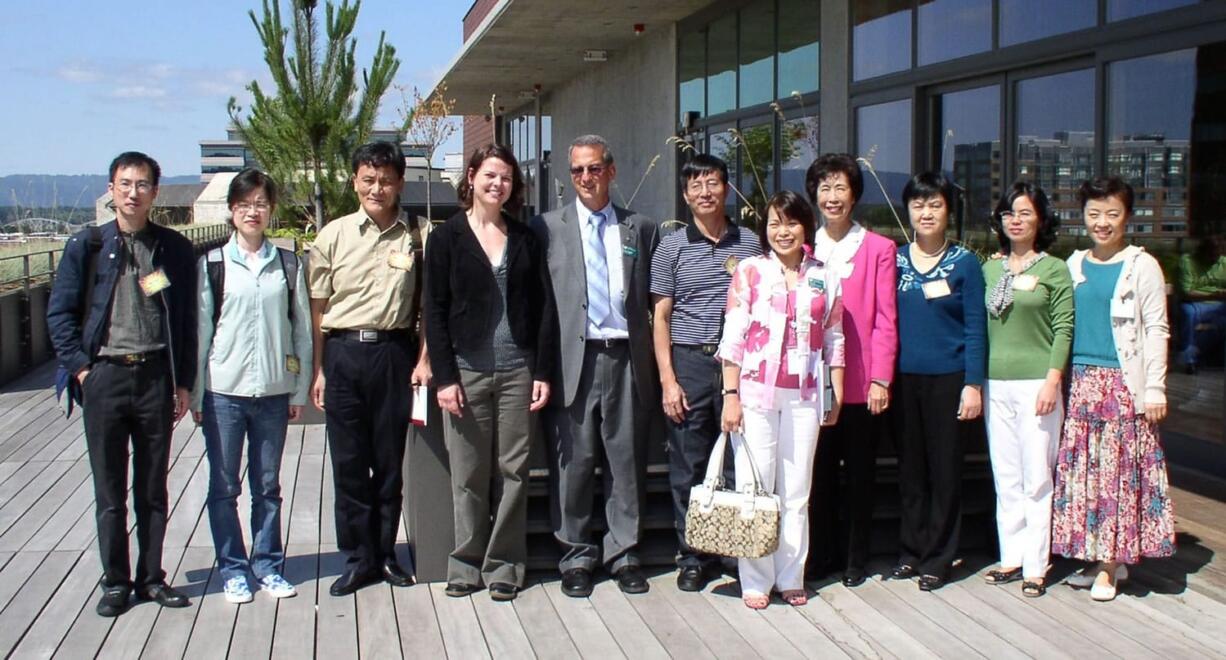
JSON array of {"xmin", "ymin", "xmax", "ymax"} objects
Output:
[
  {"xmin": 808, "ymin": 403, "xmax": 880, "ymax": 575},
  {"xmin": 323, "ymin": 334, "xmax": 414, "ymax": 574},
  {"xmin": 82, "ymin": 356, "xmax": 174, "ymax": 588},
  {"xmin": 665, "ymin": 346, "xmax": 734, "ymax": 568},
  {"xmin": 893, "ymin": 372, "xmax": 971, "ymax": 579}
]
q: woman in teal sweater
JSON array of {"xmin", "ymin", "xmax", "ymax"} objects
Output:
[{"xmin": 981, "ymin": 181, "xmax": 1074, "ymax": 598}]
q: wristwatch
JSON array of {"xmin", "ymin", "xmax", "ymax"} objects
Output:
[{"xmin": 721, "ymin": 388, "xmax": 739, "ymax": 396}]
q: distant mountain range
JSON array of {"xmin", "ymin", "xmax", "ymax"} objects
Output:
[{"xmin": 0, "ymin": 174, "xmax": 200, "ymax": 208}]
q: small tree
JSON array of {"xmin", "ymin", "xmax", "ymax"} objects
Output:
[
  {"xmin": 398, "ymin": 82, "xmax": 456, "ymax": 222},
  {"xmin": 228, "ymin": 0, "xmax": 400, "ymax": 231}
]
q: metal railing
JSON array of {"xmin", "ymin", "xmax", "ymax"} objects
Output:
[{"xmin": 0, "ymin": 223, "xmax": 232, "ymax": 294}]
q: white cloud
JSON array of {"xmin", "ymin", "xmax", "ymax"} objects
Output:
[
  {"xmin": 55, "ymin": 62, "xmax": 103, "ymax": 83},
  {"xmin": 111, "ymin": 85, "xmax": 168, "ymax": 99}
]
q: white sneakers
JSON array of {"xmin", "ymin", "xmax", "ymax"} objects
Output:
[{"xmin": 223, "ymin": 574, "xmax": 297, "ymax": 604}]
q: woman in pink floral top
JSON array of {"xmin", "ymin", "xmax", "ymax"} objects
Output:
[{"xmin": 719, "ymin": 191, "xmax": 845, "ymax": 609}]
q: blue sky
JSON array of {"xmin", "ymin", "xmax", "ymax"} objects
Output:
[{"xmin": 0, "ymin": 0, "xmax": 467, "ymax": 176}]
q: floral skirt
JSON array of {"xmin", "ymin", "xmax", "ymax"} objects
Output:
[{"xmin": 1051, "ymin": 365, "xmax": 1175, "ymax": 563}]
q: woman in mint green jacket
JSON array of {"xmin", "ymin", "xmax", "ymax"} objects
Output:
[
  {"xmin": 192, "ymin": 169, "xmax": 312, "ymax": 605},
  {"xmin": 981, "ymin": 181, "xmax": 1074, "ymax": 598}
]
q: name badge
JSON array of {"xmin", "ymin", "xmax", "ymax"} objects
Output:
[
  {"xmin": 622, "ymin": 245, "xmax": 638, "ymax": 258},
  {"xmin": 922, "ymin": 279, "xmax": 952, "ymax": 299},
  {"xmin": 139, "ymin": 268, "xmax": 171, "ymax": 296},
  {"xmin": 1110, "ymin": 296, "xmax": 1135, "ymax": 319},
  {"xmin": 387, "ymin": 250, "xmax": 414, "ymax": 270},
  {"xmin": 1012, "ymin": 274, "xmax": 1039, "ymax": 292},
  {"xmin": 809, "ymin": 277, "xmax": 825, "ymax": 293},
  {"xmin": 840, "ymin": 262, "xmax": 855, "ymax": 279},
  {"xmin": 286, "ymin": 355, "xmax": 301, "ymax": 375}
]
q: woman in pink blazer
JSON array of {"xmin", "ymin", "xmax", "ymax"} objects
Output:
[{"xmin": 804, "ymin": 153, "xmax": 899, "ymax": 587}]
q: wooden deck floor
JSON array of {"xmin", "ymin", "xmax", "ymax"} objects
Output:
[{"xmin": 2, "ymin": 364, "xmax": 1226, "ymax": 659}]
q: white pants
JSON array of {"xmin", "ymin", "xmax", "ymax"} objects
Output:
[
  {"xmin": 735, "ymin": 389, "xmax": 822, "ymax": 595},
  {"xmin": 985, "ymin": 379, "xmax": 1062, "ymax": 579}
]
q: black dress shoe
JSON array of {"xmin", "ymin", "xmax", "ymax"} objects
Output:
[
  {"xmin": 918, "ymin": 575, "xmax": 945, "ymax": 591},
  {"xmin": 330, "ymin": 569, "xmax": 379, "ymax": 597},
  {"xmin": 560, "ymin": 568, "xmax": 593, "ymax": 598},
  {"xmin": 444, "ymin": 582, "xmax": 477, "ymax": 598},
  {"xmin": 676, "ymin": 566, "xmax": 707, "ymax": 592},
  {"xmin": 890, "ymin": 564, "xmax": 917, "ymax": 580},
  {"xmin": 614, "ymin": 566, "xmax": 649, "ymax": 594},
  {"xmin": 489, "ymin": 582, "xmax": 517, "ymax": 602},
  {"xmin": 96, "ymin": 583, "xmax": 132, "ymax": 617},
  {"xmin": 136, "ymin": 582, "xmax": 190, "ymax": 608},
  {"xmin": 381, "ymin": 561, "xmax": 415, "ymax": 587},
  {"xmin": 841, "ymin": 569, "xmax": 867, "ymax": 588}
]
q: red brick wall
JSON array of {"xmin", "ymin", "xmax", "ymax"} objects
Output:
[{"xmin": 462, "ymin": 0, "xmax": 499, "ymax": 41}]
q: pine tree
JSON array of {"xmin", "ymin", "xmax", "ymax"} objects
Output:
[{"xmin": 228, "ymin": 0, "xmax": 399, "ymax": 230}]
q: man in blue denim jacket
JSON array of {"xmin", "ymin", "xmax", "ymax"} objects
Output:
[{"xmin": 46, "ymin": 151, "xmax": 198, "ymax": 617}]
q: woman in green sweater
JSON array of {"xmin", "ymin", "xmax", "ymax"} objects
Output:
[{"xmin": 981, "ymin": 181, "xmax": 1074, "ymax": 598}]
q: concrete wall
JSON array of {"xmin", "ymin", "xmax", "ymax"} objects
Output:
[{"xmin": 546, "ymin": 24, "xmax": 679, "ymax": 221}]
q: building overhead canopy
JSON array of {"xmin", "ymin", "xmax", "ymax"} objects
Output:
[{"xmin": 435, "ymin": 0, "xmax": 715, "ymax": 114}]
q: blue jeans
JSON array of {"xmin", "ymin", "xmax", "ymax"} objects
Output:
[
  {"xmin": 1181, "ymin": 300, "xmax": 1226, "ymax": 366},
  {"xmin": 202, "ymin": 391, "xmax": 290, "ymax": 580}
]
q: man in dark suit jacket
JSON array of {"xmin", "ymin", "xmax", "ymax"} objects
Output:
[{"xmin": 530, "ymin": 135, "xmax": 659, "ymax": 597}]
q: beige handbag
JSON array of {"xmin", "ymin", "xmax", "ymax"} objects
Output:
[{"xmin": 684, "ymin": 432, "xmax": 781, "ymax": 559}]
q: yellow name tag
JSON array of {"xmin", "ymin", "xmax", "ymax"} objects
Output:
[
  {"xmin": 922, "ymin": 279, "xmax": 952, "ymax": 299},
  {"xmin": 1012, "ymin": 274, "xmax": 1039, "ymax": 292},
  {"xmin": 139, "ymin": 268, "xmax": 171, "ymax": 296},
  {"xmin": 286, "ymin": 355, "xmax": 301, "ymax": 375},
  {"xmin": 388, "ymin": 250, "xmax": 414, "ymax": 270}
]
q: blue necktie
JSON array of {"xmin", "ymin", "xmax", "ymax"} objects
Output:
[{"xmin": 585, "ymin": 211, "xmax": 611, "ymax": 326}]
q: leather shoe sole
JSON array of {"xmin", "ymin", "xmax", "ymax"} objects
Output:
[
  {"xmin": 489, "ymin": 583, "xmax": 517, "ymax": 602},
  {"xmin": 444, "ymin": 582, "xmax": 478, "ymax": 598}
]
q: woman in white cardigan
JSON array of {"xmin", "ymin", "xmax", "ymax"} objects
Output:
[{"xmin": 1051, "ymin": 176, "xmax": 1175, "ymax": 602}]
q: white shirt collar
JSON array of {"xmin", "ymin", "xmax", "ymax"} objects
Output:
[{"xmin": 576, "ymin": 199, "xmax": 615, "ymax": 227}]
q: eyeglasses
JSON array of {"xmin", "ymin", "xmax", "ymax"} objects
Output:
[
  {"xmin": 686, "ymin": 180, "xmax": 724, "ymax": 193},
  {"xmin": 234, "ymin": 202, "xmax": 271, "ymax": 214},
  {"xmin": 1000, "ymin": 210, "xmax": 1036, "ymax": 220},
  {"xmin": 569, "ymin": 164, "xmax": 607, "ymax": 177},
  {"xmin": 114, "ymin": 181, "xmax": 154, "ymax": 195}
]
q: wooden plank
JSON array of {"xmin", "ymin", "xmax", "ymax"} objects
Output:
[
  {"xmin": 314, "ymin": 546, "xmax": 359, "ymax": 657},
  {"xmin": 2, "ymin": 414, "xmax": 77, "ymax": 464},
  {"xmin": 693, "ymin": 580, "xmax": 804, "ymax": 659},
  {"xmin": 56, "ymin": 589, "xmax": 119, "ymax": 660},
  {"xmin": 471, "ymin": 590, "xmax": 536, "ymax": 659},
  {"xmin": 24, "ymin": 471, "xmax": 94, "ymax": 552},
  {"xmin": 319, "ymin": 452, "xmax": 337, "ymax": 547},
  {"xmin": 301, "ymin": 422, "xmax": 327, "ymax": 457},
  {"xmin": 586, "ymin": 578, "xmax": 669, "ymax": 659},
  {"xmin": 0, "ymin": 459, "xmax": 91, "ymax": 551},
  {"xmin": 8, "ymin": 548, "xmax": 97, "ymax": 659},
  {"xmin": 0, "ymin": 462, "xmax": 22, "ymax": 489},
  {"xmin": 0, "ymin": 550, "xmax": 50, "ymax": 614},
  {"xmin": 277, "ymin": 434, "xmax": 302, "ymax": 542},
  {"xmin": 651, "ymin": 573, "xmax": 761, "ymax": 659},
  {"xmin": 816, "ymin": 582, "xmax": 940, "ymax": 660},
  {"xmin": 930, "ymin": 580, "xmax": 1072, "ymax": 659},
  {"xmin": 850, "ymin": 577, "xmax": 984, "ymax": 658},
  {"xmin": 0, "ymin": 461, "xmax": 59, "ymax": 526},
  {"xmin": 949, "ymin": 578, "xmax": 1106, "ymax": 659},
  {"xmin": 138, "ymin": 546, "xmax": 217, "ymax": 660},
  {"xmin": 163, "ymin": 453, "xmax": 209, "ymax": 549},
  {"xmin": 508, "ymin": 581, "xmax": 582, "ymax": 660},
  {"xmin": 390, "ymin": 582, "xmax": 447, "ymax": 659},
  {"xmin": 876, "ymin": 576, "xmax": 1027, "ymax": 660},
  {"xmin": 431, "ymin": 582, "xmax": 493, "ymax": 659},
  {"xmin": 0, "ymin": 460, "xmax": 73, "ymax": 538},
  {"xmin": 622, "ymin": 575, "xmax": 710, "ymax": 658},
  {"xmin": 180, "ymin": 555, "xmax": 238, "ymax": 660},
  {"xmin": 356, "ymin": 582, "xmax": 403, "ymax": 658},
  {"xmin": 1115, "ymin": 590, "xmax": 1226, "ymax": 651},
  {"xmin": 97, "ymin": 544, "xmax": 191, "ymax": 660},
  {"xmin": 224, "ymin": 575, "xmax": 278, "ymax": 659},
  {"xmin": 0, "ymin": 390, "xmax": 57, "ymax": 446},
  {"xmin": 287, "ymin": 454, "xmax": 324, "ymax": 546},
  {"xmin": 542, "ymin": 581, "xmax": 629, "ymax": 660},
  {"xmin": 0, "ymin": 550, "xmax": 14, "ymax": 571},
  {"xmin": 0, "ymin": 396, "xmax": 62, "ymax": 460},
  {"xmin": 756, "ymin": 601, "xmax": 852, "ymax": 660},
  {"xmin": 270, "ymin": 543, "xmax": 319, "ymax": 660},
  {"xmin": 29, "ymin": 419, "xmax": 83, "ymax": 463},
  {"xmin": 0, "ymin": 550, "xmax": 81, "ymax": 656}
]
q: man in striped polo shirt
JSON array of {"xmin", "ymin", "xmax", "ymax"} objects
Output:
[{"xmin": 650, "ymin": 153, "xmax": 762, "ymax": 591}]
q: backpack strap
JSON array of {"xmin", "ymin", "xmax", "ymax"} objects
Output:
[
  {"xmin": 275, "ymin": 247, "xmax": 298, "ymax": 323},
  {"xmin": 206, "ymin": 248, "xmax": 225, "ymax": 327}
]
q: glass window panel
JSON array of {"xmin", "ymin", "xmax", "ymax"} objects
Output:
[
  {"xmin": 1015, "ymin": 68, "xmax": 1095, "ymax": 234},
  {"xmin": 541, "ymin": 116, "xmax": 552, "ymax": 153},
  {"xmin": 855, "ymin": 98, "xmax": 912, "ymax": 237},
  {"xmin": 679, "ymin": 29, "xmax": 705, "ymax": 125},
  {"xmin": 999, "ymin": 0, "xmax": 1096, "ymax": 47},
  {"xmin": 778, "ymin": 0, "xmax": 819, "ymax": 96},
  {"xmin": 708, "ymin": 14, "xmax": 737, "ymax": 116},
  {"xmin": 1109, "ymin": 0, "xmax": 1198, "ymax": 21},
  {"xmin": 853, "ymin": 0, "xmax": 912, "ymax": 82},
  {"xmin": 738, "ymin": 121, "xmax": 776, "ymax": 226},
  {"xmin": 917, "ymin": 0, "xmax": 992, "ymax": 66},
  {"xmin": 781, "ymin": 114, "xmax": 820, "ymax": 195},
  {"xmin": 708, "ymin": 128, "xmax": 740, "ymax": 221},
  {"xmin": 939, "ymin": 85, "xmax": 1001, "ymax": 235},
  {"xmin": 740, "ymin": 0, "xmax": 775, "ymax": 108}
]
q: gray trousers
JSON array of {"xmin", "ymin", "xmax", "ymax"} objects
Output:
[
  {"xmin": 545, "ymin": 342, "xmax": 644, "ymax": 572},
  {"xmin": 443, "ymin": 367, "xmax": 533, "ymax": 587}
]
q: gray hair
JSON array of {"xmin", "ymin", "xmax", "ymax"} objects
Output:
[{"xmin": 569, "ymin": 134, "xmax": 615, "ymax": 165}]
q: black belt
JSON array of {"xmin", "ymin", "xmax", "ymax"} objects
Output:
[
  {"xmin": 98, "ymin": 350, "xmax": 164, "ymax": 365},
  {"xmin": 586, "ymin": 338, "xmax": 628, "ymax": 349},
  {"xmin": 677, "ymin": 343, "xmax": 720, "ymax": 356},
  {"xmin": 330, "ymin": 328, "xmax": 410, "ymax": 343}
]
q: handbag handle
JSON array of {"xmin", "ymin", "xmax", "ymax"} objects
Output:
[{"xmin": 701, "ymin": 431, "xmax": 768, "ymax": 496}]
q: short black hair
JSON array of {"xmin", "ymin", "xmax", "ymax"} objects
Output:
[
  {"xmin": 805, "ymin": 153, "xmax": 863, "ymax": 205},
  {"xmin": 990, "ymin": 181, "xmax": 1059, "ymax": 253},
  {"xmin": 456, "ymin": 143, "xmax": 526, "ymax": 217},
  {"xmin": 351, "ymin": 140, "xmax": 406, "ymax": 178},
  {"xmin": 760, "ymin": 190, "xmax": 817, "ymax": 253},
  {"xmin": 901, "ymin": 171, "xmax": 954, "ymax": 209},
  {"xmin": 227, "ymin": 168, "xmax": 279, "ymax": 207},
  {"xmin": 108, "ymin": 151, "xmax": 161, "ymax": 186},
  {"xmin": 1078, "ymin": 176, "xmax": 1134, "ymax": 215},
  {"xmin": 680, "ymin": 153, "xmax": 729, "ymax": 186}
]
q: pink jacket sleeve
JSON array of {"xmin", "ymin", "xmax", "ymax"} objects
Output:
[
  {"xmin": 869, "ymin": 238, "xmax": 898, "ymax": 384},
  {"xmin": 717, "ymin": 261, "xmax": 753, "ymax": 366}
]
